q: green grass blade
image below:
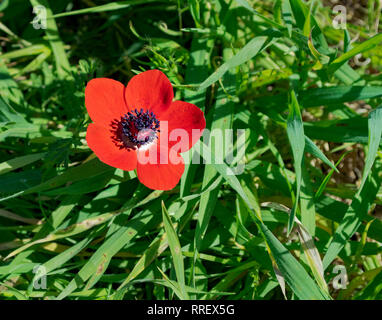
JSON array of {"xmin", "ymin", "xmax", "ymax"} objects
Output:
[
  {"xmin": 198, "ymin": 35, "xmax": 269, "ymax": 91},
  {"xmin": 0, "ymin": 152, "xmax": 46, "ymax": 175},
  {"xmin": 30, "ymin": 0, "xmax": 72, "ymax": 79},
  {"xmin": 304, "ymin": 136, "xmax": 338, "ymax": 172},
  {"xmin": 281, "ymin": 0, "xmax": 294, "ymax": 37},
  {"xmin": 0, "ymin": 158, "xmax": 114, "ymax": 202},
  {"xmin": 4, "ymin": 211, "xmax": 117, "ymax": 260},
  {"xmin": 300, "ymin": 161, "xmax": 316, "ymax": 236},
  {"xmin": 199, "ymin": 141, "xmax": 330, "ymax": 299},
  {"xmin": 315, "ymin": 151, "xmax": 350, "ymax": 199},
  {"xmin": 328, "ymin": 33, "xmax": 382, "ymax": 74},
  {"xmin": 57, "ymin": 208, "xmax": 159, "ymax": 299},
  {"xmin": 261, "ymin": 202, "xmax": 329, "ymax": 295},
  {"xmin": 161, "ymin": 201, "xmax": 188, "ymax": 300},
  {"xmin": 260, "ymin": 222, "xmax": 330, "ymax": 300},
  {"xmin": 286, "ymin": 90, "xmax": 305, "ymax": 233},
  {"xmin": 359, "ymin": 106, "xmax": 382, "ymax": 189},
  {"xmin": 323, "ymin": 106, "xmax": 382, "ymax": 269}
]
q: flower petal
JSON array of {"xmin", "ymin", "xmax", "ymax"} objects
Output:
[
  {"xmin": 136, "ymin": 144, "xmax": 184, "ymax": 190},
  {"xmin": 85, "ymin": 78, "xmax": 128, "ymax": 126},
  {"xmin": 125, "ymin": 70, "xmax": 174, "ymax": 117},
  {"xmin": 86, "ymin": 123, "xmax": 137, "ymax": 171},
  {"xmin": 161, "ymin": 101, "xmax": 206, "ymax": 153}
]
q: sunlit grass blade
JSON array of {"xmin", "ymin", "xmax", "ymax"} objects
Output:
[
  {"xmin": 4, "ymin": 211, "xmax": 117, "ymax": 260},
  {"xmin": 304, "ymin": 136, "xmax": 338, "ymax": 172},
  {"xmin": 161, "ymin": 201, "xmax": 188, "ymax": 299},
  {"xmin": 338, "ymin": 267, "xmax": 382, "ymax": 299},
  {"xmin": 286, "ymin": 90, "xmax": 305, "ymax": 234},
  {"xmin": 52, "ymin": 0, "xmax": 161, "ymax": 18},
  {"xmin": 323, "ymin": 106, "xmax": 382, "ymax": 269},
  {"xmin": 281, "ymin": 0, "xmax": 294, "ymax": 37},
  {"xmin": 116, "ymin": 199, "xmax": 196, "ymax": 295},
  {"xmin": 0, "ymin": 153, "xmax": 46, "ymax": 175},
  {"xmin": 359, "ymin": 106, "xmax": 382, "ymax": 189},
  {"xmin": 328, "ymin": 33, "xmax": 382, "ymax": 74},
  {"xmin": 199, "ymin": 141, "xmax": 330, "ymax": 300},
  {"xmin": 156, "ymin": 268, "xmax": 187, "ymax": 300},
  {"xmin": 198, "ymin": 35, "xmax": 270, "ymax": 91},
  {"xmin": 57, "ymin": 208, "xmax": 159, "ymax": 299},
  {"xmin": 315, "ymin": 151, "xmax": 350, "ymax": 199},
  {"xmin": 200, "ymin": 260, "xmax": 259, "ymax": 300},
  {"xmin": 117, "ymin": 232, "xmax": 168, "ymax": 291},
  {"xmin": 0, "ymin": 158, "xmax": 113, "ymax": 202},
  {"xmin": 31, "ymin": 233, "xmax": 99, "ymax": 288},
  {"xmin": 259, "ymin": 222, "xmax": 331, "ymax": 300},
  {"xmin": 180, "ymin": 37, "xmax": 212, "ymax": 197}
]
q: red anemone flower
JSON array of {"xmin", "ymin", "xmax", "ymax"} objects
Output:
[{"xmin": 85, "ymin": 69, "xmax": 206, "ymax": 190}]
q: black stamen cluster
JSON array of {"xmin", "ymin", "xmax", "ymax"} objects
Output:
[{"xmin": 121, "ymin": 108, "xmax": 160, "ymax": 147}]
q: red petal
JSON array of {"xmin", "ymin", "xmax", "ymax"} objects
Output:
[
  {"xmin": 160, "ymin": 101, "xmax": 206, "ymax": 153},
  {"xmin": 125, "ymin": 70, "xmax": 174, "ymax": 117},
  {"xmin": 85, "ymin": 78, "xmax": 128, "ymax": 126},
  {"xmin": 136, "ymin": 144, "xmax": 184, "ymax": 190},
  {"xmin": 86, "ymin": 123, "xmax": 137, "ymax": 171}
]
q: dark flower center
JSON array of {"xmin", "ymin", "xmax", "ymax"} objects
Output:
[{"xmin": 120, "ymin": 108, "xmax": 160, "ymax": 148}]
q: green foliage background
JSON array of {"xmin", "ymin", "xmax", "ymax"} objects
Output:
[{"xmin": 0, "ymin": 0, "xmax": 381, "ymax": 300}]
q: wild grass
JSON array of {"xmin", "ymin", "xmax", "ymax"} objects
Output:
[{"xmin": 0, "ymin": 0, "xmax": 381, "ymax": 300}]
